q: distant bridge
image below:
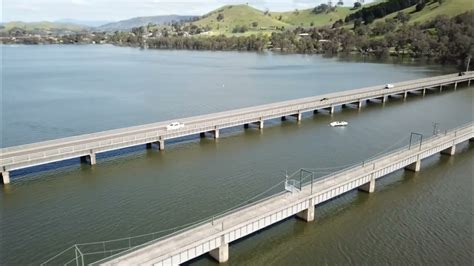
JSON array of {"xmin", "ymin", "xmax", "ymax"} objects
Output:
[
  {"xmin": 1, "ymin": 72, "xmax": 472, "ymax": 184},
  {"xmin": 42, "ymin": 122, "xmax": 473, "ymax": 265}
]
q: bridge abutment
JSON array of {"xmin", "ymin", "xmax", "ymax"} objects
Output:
[
  {"xmin": 358, "ymin": 176, "xmax": 375, "ymax": 193},
  {"xmin": 209, "ymin": 236, "xmax": 229, "ymax": 263},
  {"xmin": 1, "ymin": 171, "xmax": 10, "ymax": 184},
  {"xmin": 296, "ymin": 198, "xmax": 315, "ymax": 222},
  {"xmin": 441, "ymin": 145, "xmax": 456, "ymax": 156}
]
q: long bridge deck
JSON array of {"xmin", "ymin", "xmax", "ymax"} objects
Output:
[
  {"xmin": 82, "ymin": 122, "xmax": 472, "ymax": 265},
  {"xmin": 2, "ymin": 72, "xmax": 472, "ymax": 184}
]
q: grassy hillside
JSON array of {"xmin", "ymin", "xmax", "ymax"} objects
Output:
[
  {"xmin": 400, "ymin": 0, "xmax": 470, "ymax": 23},
  {"xmin": 272, "ymin": 7, "xmax": 353, "ymax": 27},
  {"xmin": 192, "ymin": 5, "xmax": 290, "ymax": 35},
  {"xmin": 2, "ymin": 21, "xmax": 86, "ymax": 32}
]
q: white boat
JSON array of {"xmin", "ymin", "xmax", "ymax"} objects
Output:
[{"xmin": 330, "ymin": 121, "xmax": 348, "ymax": 127}]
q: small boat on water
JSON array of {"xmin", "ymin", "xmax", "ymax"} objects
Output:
[{"xmin": 330, "ymin": 121, "xmax": 348, "ymax": 127}]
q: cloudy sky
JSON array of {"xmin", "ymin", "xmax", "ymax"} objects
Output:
[{"xmin": 1, "ymin": 0, "xmax": 361, "ymax": 22}]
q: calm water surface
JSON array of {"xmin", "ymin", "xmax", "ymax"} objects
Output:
[{"xmin": 0, "ymin": 45, "xmax": 472, "ymax": 265}]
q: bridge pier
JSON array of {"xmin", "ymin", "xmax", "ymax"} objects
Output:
[
  {"xmin": 214, "ymin": 128, "xmax": 220, "ymax": 139},
  {"xmin": 296, "ymin": 198, "xmax": 315, "ymax": 222},
  {"xmin": 1, "ymin": 171, "xmax": 10, "ymax": 185},
  {"xmin": 403, "ymin": 91, "xmax": 408, "ymax": 100},
  {"xmin": 358, "ymin": 176, "xmax": 375, "ymax": 193},
  {"xmin": 325, "ymin": 106, "xmax": 334, "ymax": 114},
  {"xmin": 259, "ymin": 120, "xmax": 264, "ymax": 129},
  {"xmin": 454, "ymin": 82, "xmax": 457, "ymax": 90},
  {"xmin": 405, "ymin": 158, "xmax": 421, "ymax": 172},
  {"xmin": 81, "ymin": 152, "xmax": 96, "ymax": 165},
  {"xmin": 292, "ymin": 112, "xmax": 302, "ymax": 121},
  {"xmin": 468, "ymin": 79, "xmax": 471, "ymax": 87},
  {"xmin": 375, "ymin": 96, "xmax": 387, "ymax": 103},
  {"xmin": 158, "ymin": 140, "xmax": 165, "ymax": 150},
  {"xmin": 439, "ymin": 85, "xmax": 443, "ymax": 92},
  {"xmin": 441, "ymin": 145, "xmax": 456, "ymax": 156},
  {"xmin": 209, "ymin": 236, "xmax": 229, "ymax": 263},
  {"xmin": 422, "ymin": 88, "xmax": 426, "ymax": 96}
]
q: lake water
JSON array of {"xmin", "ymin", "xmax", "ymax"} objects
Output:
[{"xmin": 0, "ymin": 45, "xmax": 472, "ymax": 265}]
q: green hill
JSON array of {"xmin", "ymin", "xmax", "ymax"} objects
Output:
[
  {"xmin": 190, "ymin": 0, "xmax": 471, "ymax": 35},
  {"xmin": 272, "ymin": 7, "xmax": 354, "ymax": 28},
  {"xmin": 192, "ymin": 5, "xmax": 290, "ymax": 35},
  {"xmin": 382, "ymin": 0, "xmax": 473, "ymax": 23},
  {"xmin": 2, "ymin": 21, "xmax": 87, "ymax": 32}
]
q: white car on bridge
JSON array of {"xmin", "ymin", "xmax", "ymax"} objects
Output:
[
  {"xmin": 166, "ymin": 122, "xmax": 185, "ymax": 131},
  {"xmin": 385, "ymin": 84, "xmax": 395, "ymax": 89}
]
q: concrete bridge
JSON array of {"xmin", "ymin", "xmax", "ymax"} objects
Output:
[
  {"xmin": 1, "ymin": 72, "xmax": 472, "ymax": 184},
  {"xmin": 76, "ymin": 122, "xmax": 471, "ymax": 265}
]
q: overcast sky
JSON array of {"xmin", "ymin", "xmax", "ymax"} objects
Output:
[{"xmin": 1, "ymin": 0, "xmax": 365, "ymax": 22}]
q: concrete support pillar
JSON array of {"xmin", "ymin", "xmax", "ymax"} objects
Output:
[
  {"xmin": 209, "ymin": 236, "xmax": 229, "ymax": 263},
  {"xmin": 441, "ymin": 145, "xmax": 456, "ymax": 156},
  {"xmin": 440, "ymin": 85, "xmax": 443, "ymax": 92},
  {"xmin": 468, "ymin": 79, "xmax": 471, "ymax": 87},
  {"xmin": 296, "ymin": 112, "xmax": 302, "ymax": 121},
  {"xmin": 296, "ymin": 198, "xmax": 315, "ymax": 222},
  {"xmin": 404, "ymin": 91, "xmax": 408, "ymax": 99},
  {"xmin": 326, "ymin": 106, "xmax": 334, "ymax": 114},
  {"xmin": 422, "ymin": 89, "xmax": 426, "ymax": 96},
  {"xmin": 358, "ymin": 176, "xmax": 375, "ymax": 193},
  {"xmin": 1, "ymin": 172, "xmax": 10, "ymax": 185},
  {"xmin": 454, "ymin": 82, "xmax": 457, "ymax": 90},
  {"xmin": 214, "ymin": 128, "xmax": 220, "ymax": 139},
  {"xmin": 259, "ymin": 120, "xmax": 264, "ymax": 129},
  {"xmin": 89, "ymin": 152, "xmax": 97, "ymax": 165},
  {"xmin": 158, "ymin": 140, "xmax": 165, "ymax": 150},
  {"xmin": 81, "ymin": 152, "xmax": 96, "ymax": 165},
  {"xmin": 405, "ymin": 159, "xmax": 421, "ymax": 172}
]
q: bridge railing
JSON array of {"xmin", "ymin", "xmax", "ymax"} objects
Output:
[{"xmin": 2, "ymin": 73, "xmax": 472, "ymax": 170}]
